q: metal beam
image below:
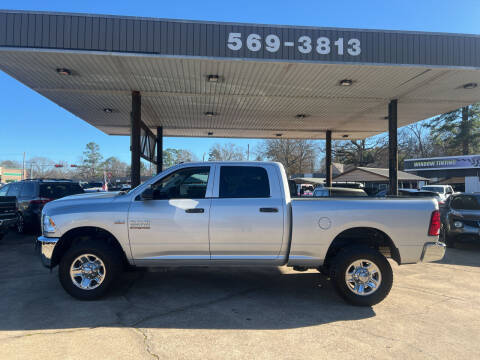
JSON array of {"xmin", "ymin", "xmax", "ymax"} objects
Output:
[
  {"xmin": 388, "ymin": 99, "xmax": 398, "ymax": 195},
  {"xmin": 325, "ymin": 130, "xmax": 332, "ymax": 187},
  {"xmin": 131, "ymin": 91, "xmax": 141, "ymax": 188},
  {"xmin": 156, "ymin": 126, "xmax": 163, "ymax": 174}
]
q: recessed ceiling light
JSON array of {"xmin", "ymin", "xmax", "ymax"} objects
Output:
[
  {"xmin": 103, "ymin": 108, "xmax": 113, "ymax": 113},
  {"xmin": 207, "ymin": 75, "xmax": 220, "ymax": 83},
  {"xmin": 339, "ymin": 79, "xmax": 353, "ymax": 86},
  {"xmin": 295, "ymin": 114, "xmax": 308, "ymax": 119},
  {"xmin": 208, "ymin": 132, "xmax": 213, "ymax": 136},
  {"xmin": 342, "ymin": 134, "xmax": 349, "ymax": 138},
  {"xmin": 204, "ymin": 111, "xmax": 217, "ymax": 117},
  {"xmin": 56, "ymin": 68, "xmax": 71, "ymax": 76},
  {"xmin": 276, "ymin": 133, "xmax": 283, "ymax": 137},
  {"xmin": 463, "ymin": 82, "xmax": 477, "ymax": 89}
]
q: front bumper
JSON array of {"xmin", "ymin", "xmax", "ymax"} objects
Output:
[
  {"xmin": 36, "ymin": 236, "xmax": 59, "ymax": 268},
  {"xmin": 0, "ymin": 217, "xmax": 17, "ymax": 229},
  {"xmin": 420, "ymin": 241, "xmax": 446, "ymax": 263}
]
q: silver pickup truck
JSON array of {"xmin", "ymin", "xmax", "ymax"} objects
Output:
[{"xmin": 37, "ymin": 162, "xmax": 445, "ymax": 306}]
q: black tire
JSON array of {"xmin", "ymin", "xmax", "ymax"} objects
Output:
[
  {"xmin": 331, "ymin": 246, "xmax": 393, "ymax": 306},
  {"xmin": 58, "ymin": 239, "xmax": 122, "ymax": 300},
  {"xmin": 445, "ymin": 235, "xmax": 456, "ymax": 248},
  {"xmin": 316, "ymin": 266, "xmax": 330, "ymax": 277}
]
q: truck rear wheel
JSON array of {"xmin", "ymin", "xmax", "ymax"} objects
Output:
[
  {"xmin": 58, "ymin": 239, "xmax": 122, "ymax": 300},
  {"xmin": 331, "ymin": 247, "xmax": 393, "ymax": 306}
]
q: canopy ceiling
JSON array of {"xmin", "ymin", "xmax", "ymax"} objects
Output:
[{"xmin": 1, "ymin": 10, "xmax": 479, "ymax": 139}]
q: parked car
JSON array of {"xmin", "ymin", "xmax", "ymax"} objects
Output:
[
  {"xmin": 296, "ymin": 183, "xmax": 315, "ymax": 196},
  {"xmin": 36, "ymin": 162, "xmax": 445, "ymax": 305},
  {"xmin": 375, "ymin": 189, "xmax": 443, "ymax": 203},
  {"xmin": 0, "ymin": 179, "xmax": 84, "ymax": 233},
  {"xmin": 82, "ymin": 182, "xmax": 105, "ymax": 193},
  {"xmin": 0, "ymin": 188, "xmax": 17, "ymax": 240},
  {"xmin": 313, "ymin": 187, "xmax": 367, "ymax": 197},
  {"xmin": 420, "ymin": 185, "xmax": 454, "ymax": 203},
  {"xmin": 440, "ymin": 193, "xmax": 480, "ymax": 248}
]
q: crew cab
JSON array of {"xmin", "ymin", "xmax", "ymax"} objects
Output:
[{"xmin": 37, "ymin": 162, "xmax": 445, "ymax": 306}]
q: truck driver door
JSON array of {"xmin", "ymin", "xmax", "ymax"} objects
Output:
[{"xmin": 128, "ymin": 165, "xmax": 214, "ymax": 264}]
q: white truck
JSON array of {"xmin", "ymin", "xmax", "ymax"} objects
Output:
[{"xmin": 37, "ymin": 162, "xmax": 445, "ymax": 306}]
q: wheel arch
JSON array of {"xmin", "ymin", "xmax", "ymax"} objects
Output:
[
  {"xmin": 324, "ymin": 227, "xmax": 401, "ymax": 267},
  {"xmin": 51, "ymin": 226, "xmax": 128, "ymax": 268}
]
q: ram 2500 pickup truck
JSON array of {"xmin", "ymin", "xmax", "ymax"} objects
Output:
[{"xmin": 37, "ymin": 162, "xmax": 445, "ymax": 306}]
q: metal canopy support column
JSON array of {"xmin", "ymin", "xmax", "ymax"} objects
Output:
[
  {"xmin": 131, "ymin": 91, "xmax": 141, "ymax": 188},
  {"xmin": 156, "ymin": 126, "xmax": 163, "ymax": 174},
  {"xmin": 388, "ymin": 99, "xmax": 398, "ymax": 196},
  {"xmin": 325, "ymin": 130, "xmax": 332, "ymax": 187}
]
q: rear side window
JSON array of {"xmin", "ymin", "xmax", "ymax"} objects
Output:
[
  {"xmin": 7, "ymin": 182, "xmax": 22, "ymax": 197},
  {"xmin": 450, "ymin": 195, "xmax": 480, "ymax": 210},
  {"xmin": 20, "ymin": 182, "xmax": 35, "ymax": 198},
  {"xmin": 219, "ymin": 166, "xmax": 270, "ymax": 198},
  {"xmin": 40, "ymin": 183, "xmax": 84, "ymax": 199}
]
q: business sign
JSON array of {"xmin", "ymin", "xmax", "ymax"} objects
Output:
[
  {"xmin": 404, "ymin": 155, "xmax": 480, "ymax": 171},
  {"xmin": 1, "ymin": 11, "xmax": 480, "ymax": 68}
]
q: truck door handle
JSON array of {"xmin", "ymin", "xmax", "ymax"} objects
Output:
[
  {"xmin": 259, "ymin": 207, "xmax": 278, "ymax": 213},
  {"xmin": 185, "ymin": 208, "xmax": 204, "ymax": 213}
]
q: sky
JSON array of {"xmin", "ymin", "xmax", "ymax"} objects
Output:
[{"xmin": 1, "ymin": 0, "xmax": 479, "ymax": 165}]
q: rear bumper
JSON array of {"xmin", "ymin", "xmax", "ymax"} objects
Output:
[
  {"xmin": 36, "ymin": 236, "xmax": 59, "ymax": 268},
  {"xmin": 420, "ymin": 241, "xmax": 446, "ymax": 263}
]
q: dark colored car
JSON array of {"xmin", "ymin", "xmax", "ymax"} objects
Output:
[
  {"xmin": 0, "ymin": 179, "xmax": 84, "ymax": 233},
  {"xmin": 441, "ymin": 193, "xmax": 480, "ymax": 248},
  {"xmin": 375, "ymin": 189, "xmax": 443, "ymax": 203},
  {"xmin": 0, "ymin": 188, "xmax": 17, "ymax": 240}
]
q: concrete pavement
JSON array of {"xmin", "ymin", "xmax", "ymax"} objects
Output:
[{"xmin": 1, "ymin": 232, "xmax": 479, "ymax": 359}]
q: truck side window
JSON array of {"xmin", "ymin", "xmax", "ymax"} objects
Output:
[
  {"xmin": 219, "ymin": 166, "xmax": 270, "ymax": 198},
  {"xmin": 151, "ymin": 167, "xmax": 210, "ymax": 200}
]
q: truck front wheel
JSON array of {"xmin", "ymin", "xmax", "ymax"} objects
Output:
[
  {"xmin": 331, "ymin": 247, "xmax": 393, "ymax": 306},
  {"xmin": 58, "ymin": 239, "xmax": 122, "ymax": 300}
]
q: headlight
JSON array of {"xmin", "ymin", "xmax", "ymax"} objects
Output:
[
  {"xmin": 453, "ymin": 221, "xmax": 463, "ymax": 228},
  {"xmin": 43, "ymin": 215, "xmax": 57, "ymax": 234}
]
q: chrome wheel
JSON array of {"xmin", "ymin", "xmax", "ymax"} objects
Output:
[
  {"xmin": 344, "ymin": 259, "xmax": 382, "ymax": 296},
  {"xmin": 69, "ymin": 254, "xmax": 106, "ymax": 290}
]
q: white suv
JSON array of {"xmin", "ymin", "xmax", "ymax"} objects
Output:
[{"xmin": 420, "ymin": 185, "xmax": 454, "ymax": 202}]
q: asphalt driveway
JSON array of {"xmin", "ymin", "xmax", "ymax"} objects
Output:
[{"xmin": 1, "ymin": 232, "xmax": 479, "ymax": 359}]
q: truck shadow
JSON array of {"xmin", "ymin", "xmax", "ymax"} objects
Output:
[
  {"xmin": 436, "ymin": 241, "xmax": 480, "ymax": 267},
  {"xmin": 0, "ymin": 231, "xmax": 376, "ymax": 332}
]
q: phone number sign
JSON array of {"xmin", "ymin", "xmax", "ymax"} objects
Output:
[{"xmin": 227, "ymin": 32, "xmax": 361, "ymax": 57}]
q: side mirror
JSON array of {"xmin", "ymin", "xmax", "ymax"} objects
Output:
[{"xmin": 141, "ymin": 187, "xmax": 154, "ymax": 200}]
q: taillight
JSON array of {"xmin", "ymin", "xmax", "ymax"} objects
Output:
[
  {"xmin": 30, "ymin": 198, "xmax": 52, "ymax": 206},
  {"xmin": 428, "ymin": 210, "xmax": 441, "ymax": 236}
]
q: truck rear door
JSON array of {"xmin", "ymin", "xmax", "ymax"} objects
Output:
[{"xmin": 209, "ymin": 164, "xmax": 285, "ymax": 260}]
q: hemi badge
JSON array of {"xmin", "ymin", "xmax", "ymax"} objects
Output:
[{"xmin": 114, "ymin": 220, "xmax": 125, "ymax": 225}]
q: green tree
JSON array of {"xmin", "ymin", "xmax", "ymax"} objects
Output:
[
  {"xmin": 82, "ymin": 142, "xmax": 103, "ymax": 180},
  {"xmin": 427, "ymin": 104, "xmax": 480, "ymax": 155},
  {"xmin": 256, "ymin": 139, "xmax": 318, "ymax": 175},
  {"xmin": 163, "ymin": 148, "xmax": 196, "ymax": 169},
  {"xmin": 208, "ymin": 143, "xmax": 245, "ymax": 161}
]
